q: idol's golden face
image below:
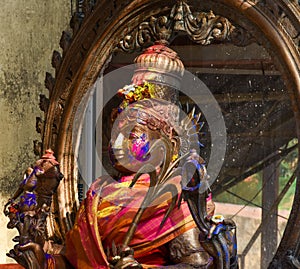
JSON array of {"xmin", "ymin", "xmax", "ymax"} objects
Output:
[{"xmin": 109, "ymin": 123, "xmax": 164, "ymax": 174}]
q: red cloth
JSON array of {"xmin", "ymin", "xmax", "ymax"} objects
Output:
[{"xmin": 66, "ymin": 174, "xmax": 196, "ymax": 268}]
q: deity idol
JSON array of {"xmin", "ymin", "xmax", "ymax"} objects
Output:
[{"xmin": 4, "ymin": 41, "xmax": 238, "ymax": 269}]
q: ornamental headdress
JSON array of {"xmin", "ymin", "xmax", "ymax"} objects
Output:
[
  {"xmin": 116, "ymin": 41, "xmax": 184, "ymax": 136},
  {"xmin": 110, "ymin": 41, "xmax": 204, "ymax": 174}
]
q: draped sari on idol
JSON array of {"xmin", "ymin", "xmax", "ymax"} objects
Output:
[{"xmin": 65, "ymin": 174, "xmax": 196, "ymax": 269}]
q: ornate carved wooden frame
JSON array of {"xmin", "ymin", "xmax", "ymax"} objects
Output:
[{"xmin": 36, "ymin": 0, "xmax": 300, "ymax": 265}]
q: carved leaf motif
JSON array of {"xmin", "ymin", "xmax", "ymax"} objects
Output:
[
  {"xmin": 44, "ymin": 72, "xmax": 55, "ymax": 96},
  {"xmin": 118, "ymin": 1, "xmax": 251, "ymax": 52},
  {"xmin": 70, "ymin": 12, "xmax": 84, "ymax": 34},
  {"xmin": 184, "ymin": 10, "xmax": 234, "ymax": 45},
  {"xmin": 39, "ymin": 94, "xmax": 50, "ymax": 113},
  {"xmin": 258, "ymin": 0, "xmax": 284, "ymax": 19},
  {"xmin": 150, "ymin": 16, "xmax": 172, "ymax": 42},
  {"xmin": 119, "ymin": 16, "xmax": 171, "ymax": 52},
  {"xmin": 33, "ymin": 140, "xmax": 42, "ymax": 156},
  {"xmin": 51, "ymin": 50, "xmax": 62, "ymax": 71},
  {"xmin": 60, "ymin": 31, "xmax": 72, "ymax": 54},
  {"xmin": 36, "ymin": 117, "xmax": 44, "ymax": 135}
]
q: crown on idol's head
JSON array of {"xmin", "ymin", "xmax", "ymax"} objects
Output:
[
  {"xmin": 109, "ymin": 40, "xmax": 203, "ymax": 173},
  {"xmin": 132, "ymin": 40, "xmax": 184, "ymax": 91},
  {"xmin": 115, "ymin": 40, "xmax": 185, "ymax": 135}
]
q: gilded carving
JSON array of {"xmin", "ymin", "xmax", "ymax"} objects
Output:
[
  {"xmin": 118, "ymin": 1, "xmax": 254, "ymax": 52},
  {"xmin": 254, "ymin": 0, "xmax": 300, "ymax": 51},
  {"xmin": 33, "ymin": 140, "xmax": 42, "ymax": 157},
  {"xmin": 51, "ymin": 50, "xmax": 62, "ymax": 72},
  {"xmin": 35, "ymin": 117, "xmax": 44, "ymax": 136},
  {"xmin": 39, "ymin": 94, "xmax": 50, "ymax": 114},
  {"xmin": 44, "ymin": 72, "xmax": 55, "ymax": 97},
  {"xmin": 59, "ymin": 31, "xmax": 72, "ymax": 55}
]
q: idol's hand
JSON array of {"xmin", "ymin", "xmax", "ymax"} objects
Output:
[
  {"xmin": 109, "ymin": 246, "xmax": 142, "ymax": 269},
  {"xmin": 7, "ymin": 242, "xmax": 45, "ymax": 269},
  {"xmin": 8, "ymin": 242, "xmax": 72, "ymax": 269}
]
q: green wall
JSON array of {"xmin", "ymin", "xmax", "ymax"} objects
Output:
[{"xmin": 0, "ymin": 0, "xmax": 70, "ymax": 263}]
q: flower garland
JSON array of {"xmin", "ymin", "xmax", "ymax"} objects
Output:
[{"xmin": 117, "ymin": 82, "xmax": 156, "ymax": 113}]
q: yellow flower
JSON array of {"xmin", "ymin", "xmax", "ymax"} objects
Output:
[{"xmin": 172, "ymin": 154, "xmax": 178, "ymax": 162}]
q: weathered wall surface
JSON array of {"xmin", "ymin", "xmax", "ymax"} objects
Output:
[{"xmin": 0, "ymin": 1, "xmax": 70, "ymax": 263}]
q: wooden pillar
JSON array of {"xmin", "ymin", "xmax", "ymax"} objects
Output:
[{"xmin": 261, "ymin": 161, "xmax": 279, "ymax": 268}]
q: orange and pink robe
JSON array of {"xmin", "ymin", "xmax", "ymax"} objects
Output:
[{"xmin": 65, "ymin": 174, "xmax": 196, "ymax": 268}]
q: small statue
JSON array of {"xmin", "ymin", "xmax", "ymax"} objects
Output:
[
  {"xmin": 3, "ymin": 149, "xmax": 64, "ymax": 268},
  {"xmin": 4, "ymin": 166, "xmax": 40, "ymax": 244}
]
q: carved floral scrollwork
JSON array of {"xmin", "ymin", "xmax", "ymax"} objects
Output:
[
  {"xmin": 171, "ymin": 2, "xmax": 235, "ymax": 45},
  {"xmin": 119, "ymin": 16, "xmax": 171, "ymax": 52},
  {"xmin": 118, "ymin": 1, "xmax": 253, "ymax": 52},
  {"xmin": 44, "ymin": 72, "xmax": 55, "ymax": 98}
]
